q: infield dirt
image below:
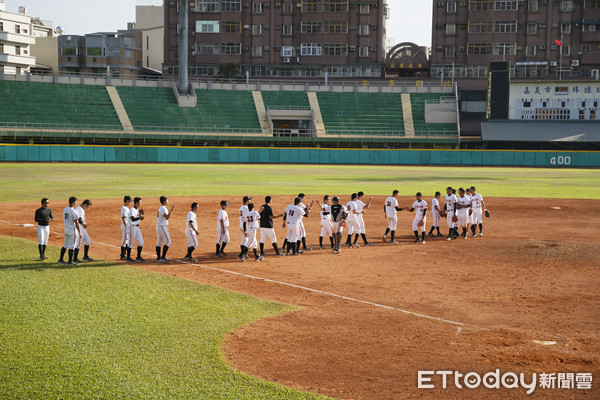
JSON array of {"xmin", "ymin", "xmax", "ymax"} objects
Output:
[{"xmin": 1, "ymin": 196, "xmax": 599, "ymax": 399}]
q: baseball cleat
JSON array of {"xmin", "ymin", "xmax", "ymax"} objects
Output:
[
  {"xmin": 39, "ymin": 256, "xmax": 45, "ymax": 261},
  {"xmin": 184, "ymin": 256, "xmax": 191, "ymax": 261},
  {"xmin": 303, "ymin": 247, "xmax": 312, "ymax": 252},
  {"xmin": 275, "ymin": 252, "xmax": 285, "ymax": 256},
  {"xmin": 162, "ymin": 258, "xmax": 171, "ymax": 262},
  {"xmin": 126, "ymin": 258, "xmax": 135, "ymax": 263},
  {"xmin": 318, "ymin": 246, "xmax": 325, "ymax": 250},
  {"xmin": 82, "ymin": 256, "xmax": 94, "ymax": 262},
  {"xmin": 437, "ymin": 233, "xmax": 444, "ymax": 237},
  {"xmin": 390, "ymin": 240, "xmax": 398, "ymax": 244},
  {"xmin": 352, "ymin": 243, "xmax": 360, "ymax": 248},
  {"xmin": 255, "ymin": 256, "xmax": 264, "ymax": 262},
  {"xmin": 471, "ymin": 234, "xmax": 477, "ymax": 238},
  {"xmin": 364, "ymin": 242, "xmax": 373, "ymax": 246},
  {"xmin": 42, "ymin": 255, "xmax": 48, "ymax": 260},
  {"xmin": 414, "ymin": 238, "xmax": 421, "ymax": 243},
  {"xmin": 220, "ymin": 252, "xmax": 227, "ymax": 256},
  {"xmin": 243, "ymin": 254, "xmax": 250, "ymax": 259},
  {"xmin": 236, "ymin": 255, "xmax": 246, "ymax": 262},
  {"xmin": 135, "ymin": 257, "xmax": 146, "ymax": 262},
  {"xmin": 67, "ymin": 261, "xmax": 78, "ymax": 265},
  {"xmin": 214, "ymin": 253, "xmax": 223, "ymax": 258},
  {"xmin": 73, "ymin": 258, "xmax": 81, "ymax": 263},
  {"xmin": 156, "ymin": 257, "xmax": 163, "ymax": 262},
  {"xmin": 446, "ymin": 237, "xmax": 452, "ymax": 241},
  {"xmin": 421, "ymin": 240, "xmax": 426, "ymax": 244},
  {"xmin": 383, "ymin": 235, "xmax": 387, "ymax": 242},
  {"xmin": 428, "ymin": 232, "xmax": 434, "ymax": 237},
  {"xmin": 120, "ymin": 255, "xmax": 126, "ymax": 260},
  {"xmin": 479, "ymin": 233, "xmax": 483, "ymax": 237},
  {"xmin": 259, "ymin": 253, "xmax": 266, "ymax": 258},
  {"xmin": 344, "ymin": 243, "xmax": 352, "ymax": 248}
]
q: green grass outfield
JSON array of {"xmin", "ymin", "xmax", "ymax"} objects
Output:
[
  {"xmin": 0, "ymin": 163, "xmax": 599, "ymax": 202},
  {"xmin": 0, "ymin": 236, "xmax": 327, "ymax": 400}
]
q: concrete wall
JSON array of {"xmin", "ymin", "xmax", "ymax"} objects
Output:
[{"xmin": 30, "ymin": 36, "xmax": 58, "ymax": 71}]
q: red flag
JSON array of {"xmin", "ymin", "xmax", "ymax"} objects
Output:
[{"xmin": 555, "ymin": 39, "xmax": 563, "ymax": 46}]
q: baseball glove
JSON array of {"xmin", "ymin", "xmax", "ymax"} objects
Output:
[
  {"xmin": 485, "ymin": 209, "xmax": 490, "ymax": 218},
  {"xmin": 439, "ymin": 210, "xmax": 446, "ymax": 217},
  {"xmin": 452, "ymin": 214, "xmax": 458, "ymax": 223},
  {"xmin": 468, "ymin": 208, "xmax": 473, "ymax": 216},
  {"xmin": 417, "ymin": 219, "xmax": 424, "ymax": 227},
  {"xmin": 139, "ymin": 209, "xmax": 144, "ymax": 216}
]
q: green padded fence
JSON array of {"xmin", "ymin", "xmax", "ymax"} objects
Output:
[{"xmin": 0, "ymin": 145, "xmax": 598, "ymax": 167}]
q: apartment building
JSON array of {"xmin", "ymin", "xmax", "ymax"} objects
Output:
[
  {"xmin": 0, "ymin": 1, "xmax": 36, "ymax": 75},
  {"xmin": 163, "ymin": 0, "xmax": 389, "ymax": 78},
  {"xmin": 431, "ymin": 0, "xmax": 600, "ymax": 80}
]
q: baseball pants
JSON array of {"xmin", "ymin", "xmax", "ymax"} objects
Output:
[
  {"xmin": 432, "ymin": 212, "xmax": 440, "ymax": 228},
  {"xmin": 121, "ymin": 224, "xmax": 130, "ymax": 247},
  {"xmin": 412, "ymin": 216, "xmax": 427, "ymax": 232},
  {"xmin": 260, "ymin": 227, "xmax": 277, "ymax": 244},
  {"xmin": 286, "ymin": 222, "xmax": 300, "ymax": 243},
  {"xmin": 217, "ymin": 226, "xmax": 230, "ymax": 245},
  {"xmin": 64, "ymin": 227, "xmax": 80, "ymax": 250},
  {"xmin": 186, "ymin": 230, "xmax": 198, "ymax": 248},
  {"xmin": 298, "ymin": 220, "xmax": 306, "ymax": 238},
  {"xmin": 386, "ymin": 215, "xmax": 397, "ymax": 231},
  {"xmin": 37, "ymin": 225, "xmax": 49, "ymax": 245},
  {"xmin": 472, "ymin": 208, "xmax": 483, "ymax": 224},
  {"xmin": 446, "ymin": 213, "xmax": 457, "ymax": 229},
  {"xmin": 457, "ymin": 211, "xmax": 469, "ymax": 228},
  {"xmin": 156, "ymin": 225, "xmax": 171, "ymax": 247},
  {"xmin": 320, "ymin": 218, "xmax": 333, "ymax": 237},
  {"xmin": 356, "ymin": 215, "xmax": 366, "ymax": 234},
  {"xmin": 239, "ymin": 226, "xmax": 246, "ymax": 244},
  {"xmin": 130, "ymin": 225, "xmax": 144, "ymax": 247},
  {"xmin": 332, "ymin": 221, "xmax": 344, "ymax": 234},
  {"xmin": 78, "ymin": 227, "xmax": 91, "ymax": 248},
  {"xmin": 245, "ymin": 227, "xmax": 258, "ymax": 249},
  {"xmin": 346, "ymin": 218, "xmax": 359, "ymax": 235}
]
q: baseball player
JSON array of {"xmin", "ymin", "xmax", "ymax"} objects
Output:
[
  {"xmin": 408, "ymin": 192, "xmax": 428, "ymax": 244},
  {"xmin": 120, "ymin": 195, "xmax": 132, "ymax": 260},
  {"xmin": 345, "ymin": 193, "xmax": 360, "ymax": 248},
  {"xmin": 185, "ymin": 202, "xmax": 199, "ymax": 262},
  {"xmin": 427, "ymin": 192, "xmax": 444, "ymax": 237},
  {"xmin": 156, "ymin": 196, "xmax": 174, "ymax": 262},
  {"xmin": 244, "ymin": 203, "xmax": 263, "ymax": 261},
  {"xmin": 330, "ymin": 196, "xmax": 347, "ymax": 253},
  {"xmin": 282, "ymin": 197, "xmax": 304, "ymax": 256},
  {"xmin": 353, "ymin": 191, "xmax": 373, "ymax": 246},
  {"xmin": 444, "ymin": 187, "xmax": 458, "ymax": 240},
  {"xmin": 215, "ymin": 200, "xmax": 230, "ymax": 258},
  {"xmin": 237, "ymin": 196, "xmax": 251, "ymax": 261},
  {"xmin": 466, "ymin": 187, "xmax": 474, "ymax": 233},
  {"xmin": 34, "ymin": 197, "xmax": 53, "ymax": 260},
  {"xmin": 297, "ymin": 193, "xmax": 314, "ymax": 252},
  {"xmin": 456, "ymin": 188, "xmax": 472, "ymax": 239},
  {"xmin": 316, "ymin": 195, "xmax": 334, "ymax": 249},
  {"xmin": 470, "ymin": 186, "xmax": 487, "ymax": 237},
  {"xmin": 128, "ymin": 197, "xmax": 145, "ymax": 262},
  {"xmin": 58, "ymin": 196, "xmax": 81, "ymax": 265},
  {"xmin": 75, "ymin": 199, "xmax": 93, "ymax": 262},
  {"xmin": 383, "ymin": 190, "xmax": 404, "ymax": 244},
  {"xmin": 259, "ymin": 196, "xmax": 284, "ymax": 257}
]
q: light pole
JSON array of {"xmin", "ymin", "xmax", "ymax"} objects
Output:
[{"xmin": 558, "ymin": 34, "xmax": 564, "ymax": 81}]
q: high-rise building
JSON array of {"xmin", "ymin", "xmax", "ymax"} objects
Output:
[
  {"xmin": 0, "ymin": 2, "xmax": 36, "ymax": 75},
  {"xmin": 431, "ymin": 0, "xmax": 600, "ymax": 80},
  {"xmin": 163, "ymin": 0, "xmax": 389, "ymax": 78}
]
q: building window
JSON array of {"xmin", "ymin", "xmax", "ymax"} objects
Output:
[
  {"xmin": 0, "ymin": 22, "xmax": 4, "ymax": 31},
  {"xmin": 527, "ymin": 0, "xmax": 539, "ymax": 11},
  {"xmin": 301, "ymin": 21, "xmax": 322, "ymax": 33},
  {"xmin": 323, "ymin": 43, "xmax": 348, "ymax": 55},
  {"xmin": 323, "ymin": 21, "xmax": 347, "ymax": 33},
  {"xmin": 197, "ymin": 42, "xmax": 219, "ymax": 54},
  {"xmin": 302, "ymin": 0, "xmax": 321, "ymax": 11},
  {"xmin": 281, "ymin": 46, "xmax": 295, "ymax": 57},
  {"xmin": 445, "ymin": 24, "xmax": 456, "ymax": 35},
  {"xmin": 560, "ymin": 23, "xmax": 571, "ymax": 34},
  {"xmin": 560, "ymin": 1, "xmax": 573, "ymax": 11},
  {"xmin": 495, "ymin": 21, "xmax": 517, "ymax": 33},
  {"xmin": 87, "ymin": 47, "xmax": 102, "ymax": 56},
  {"xmin": 444, "ymin": 46, "xmax": 456, "ymax": 57},
  {"xmin": 324, "ymin": 0, "xmax": 348, "ymax": 12},
  {"xmin": 359, "ymin": 4, "xmax": 370, "ymax": 13},
  {"xmin": 525, "ymin": 45, "xmax": 537, "ymax": 56},
  {"xmin": 221, "ymin": 0, "xmax": 242, "ymax": 12},
  {"xmin": 582, "ymin": 22, "xmax": 598, "ymax": 31},
  {"xmin": 252, "ymin": 2, "xmax": 263, "ymax": 13},
  {"xmin": 15, "ymin": 25, "xmax": 21, "ymax": 34},
  {"xmin": 220, "ymin": 42, "xmax": 241, "ymax": 54},
  {"xmin": 62, "ymin": 46, "xmax": 77, "ymax": 55},
  {"xmin": 561, "ymin": 45, "xmax": 571, "ymax": 56},
  {"xmin": 197, "ymin": 0, "xmax": 220, "ymax": 12},
  {"xmin": 0, "ymin": 44, "xmax": 3, "ymax": 54},
  {"xmin": 15, "ymin": 45, "xmax": 21, "ymax": 55},
  {"xmin": 493, "ymin": 42, "xmax": 516, "ymax": 55},
  {"xmin": 283, "ymin": 25, "xmax": 293, "ymax": 35},
  {"xmin": 468, "ymin": 21, "xmax": 493, "ymax": 33},
  {"xmin": 359, "ymin": 46, "xmax": 369, "ymax": 57},
  {"xmin": 446, "ymin": 2, "xmax": 457, "ymax": 12},
  {"xmin": 197, "ymin": 21, "xmax": 219, "ymax": 33},
  {"xmin": 495, "ymin": 1, "xmax": 518, "ymax": 10},
  {"xmin": 467, "ymin": 42, "xmax": 492, "ymax": 55},
  {"xmin": 359, "ymin": 25, "xmax": 370, "ymax": 35},
  {"xmin": 221, "ymin": 21, "xmax": 241, "ymax": 33},
  {"xmin": 581, "ymin": 44, "xmax": 593, "ymax": 54},
  {"xmin": 469, "ymin": 0, "xmax": 493, "ymax": 10},
  {"xmin": 301, "ymin": 43, "xmax": 322, "ymax": 56},
  {"xmin": 252, "ymin": 24, "xmax": 263, "ymax": 35},
  {"xmin": 282, "ymin": 2, "xmax": 294, "ymax": 13},
  {"xmin": 527, "ymin": 23, "xmax": 537, "ymax": 34},
  {"xmin": 584, "ymin": 0, "xmax": 600, "ymax": 7},
  {"xmin": 252, "ymin": 46, "xmax": 263, "ymax": 57}
]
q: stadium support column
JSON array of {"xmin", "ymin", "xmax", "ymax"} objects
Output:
[{"xmin": 178, "ymin": 0, "xmax": 189, "ymax": 95}]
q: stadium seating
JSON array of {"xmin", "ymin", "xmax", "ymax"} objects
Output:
[
  {"xmin": 410, "ymin": 93, "xmax": 458, "ymax": 135},
  {"xmin": 316, "ymin": 92, "xmax": 405, "ymax": 135},
  {"xmin": 261, "ymin": 91, "xmax": 310, "ymax": 109},
  {"xmin": 0, "ymin": 81, "xmax": 121, "ymax": 127}
]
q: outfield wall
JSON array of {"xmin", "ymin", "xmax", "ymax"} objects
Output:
[{"xmin": 0, "ymin": 145, "xmax": 598, "ymax": 168}]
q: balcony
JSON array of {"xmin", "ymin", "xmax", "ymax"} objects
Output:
[
  {"xmin": 0, "ymin": 53, "xmax": 36, "ymax": 66},
  {"xmin": 0, "ymin": 31, "xmax": 36, "ymax": 45}
]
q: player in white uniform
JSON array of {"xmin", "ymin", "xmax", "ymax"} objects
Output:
[
  {"xmin": 282, "ymin": 197, "xmax": 304, "ymax": 256},
  {"xmin": 216, "ymin": 200, "xmax": 230, "ymax": 258},
  {"xmin": 329, "ymin": 197, "xmax": 348, "ymax": 253},
  {"xmin": 184, "ymin": 202, "xmax": 199, "ymax": 262},
  {"xmin": 352, "ymin": 191, "xmax": 373, "ymax": 247},
  {"xmin": 456, "ymin": 188, "xmax": 472, "ymax": 239},
  {"xmin": 469, "ymin": 186, "xmax": 487, "ymax": 237},
  {"xmin": 156, "ymin": 196, "xmax": 174, "ymax": 262},
  {"xmin": 237, "ymin": 196, "xmax": 251, "ymax": 261},
  {"xmin": 316, "ymin": 195, "xmax": 334, "ymax": 250},
  {"xmin": 466, "ymin": 188, "xmax": 474, "ymax": 231},
  {"xmin": 427, "ymin": 192, "xmax": 444, "ymax": 237},
  {"xmin": 120, "ymin": 196, "xmax": 132, "ymax": 260},
  {"xmin": 345, "ymin": 193, "xmax": 361, "ymax": 248},
  {"xmin": 408, "ymin": 192, "xmax": 428, "ymax": 244},
  {"xmin": 244, "ymin": 203, "xmax": 263, "ymax": 261},
  {"xmin": 58, "ymin": 196, "xmax": 81, "ymax": 265},
  {"xmin": 297, "ymin": 193, "xmax": 314, "ymax": 252},
  {"xmin": 444, "ymin": 187, "xmax": 458, "ymax": 241},
  {"xmin": 75, "ymin": 199, "xmax": 93, "ymax": 262},
  {"xmin": 383, "ymin": 190, "xmax": 404, "ymax": 244},
  {"xmin": 128, "ymin": 197, "xmax": 145, "ymax": 262}
]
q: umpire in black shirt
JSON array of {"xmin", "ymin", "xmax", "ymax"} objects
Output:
[
  {"xmin": 259, "ymin": 196, "xmax": 284, "ymax": 257},
  {"xmin": 34, "ymin": 198, "xmax": 53, "ymax": 260}
]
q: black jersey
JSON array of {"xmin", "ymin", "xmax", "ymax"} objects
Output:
[
  {"xmin": 35, "ymin": 207, "xmax": 53, "ymax": 226},
  {"xmin": 330, "ymin": 204, "xmax": 347, "ymax": 223},
  {"xmin": 259, "ymin": 204, "xmax": 274, "ymax": 228}
]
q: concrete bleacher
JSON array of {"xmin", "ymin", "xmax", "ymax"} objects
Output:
[
  {"xmin": 0, "ymin": 81, "xmax": 121, "ymax": 127},
  {"xmin": 261, "ymin": 91, "xmax": 310, "ymax": 109},
  {"xmin": 410, "ymin": 93, "xmax": 458, "ymax": 135},
  {"xmin": 316, "ymin": 92, "xmax": 405, "ymax": 134}
]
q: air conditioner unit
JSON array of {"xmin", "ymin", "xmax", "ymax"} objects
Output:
[
  {"xmin": 460, "ymin": 2, "xmax": 467, "ymax": 6},
  {"xmin": 539, "ymin": 45, "xmax": 546, "ymax": 50},
  {"xmin": 370, "ymin": 24, "xmax": 377, "ymax": 29},
  {"xmin": 370, "ymin": 46, "xmax": 377, "ymax": 51},
  {"xmin": 437, "ymin": 1, "xmax": 445, "ymax": 6},
  {"xmin": 242, "ymin": 3, "xmax": 249, "ymax": 7},
  {"xmin": 572, "ymin": 60, "xmax": 579, "ymax": 67},
  {"xmin": 243, "ymin": 25, "xmax": 250, "ymax": 29},
  {"xmin": 264, "ymin": 46, "xmax": 270, "ymax": 51},
  {"xmin": 264, "ymin": 25, "xmax": 270, "ymax": 30},
  {"xmin": 275, "ymin": 2, "xmax": 281, "ymax": 7},
  {"xmin": 190, "ymin": 6, "xmax": 196, "ymax": 11},
  {"xmin": 458, "ymin": 46, "xmax": 465, "ymax": 51},
  {"xmin": 243, "ymin": 46, "xmax": 249, "ymax": 51},
  {"xmin": 539, "ymin": 23, "xmax": 546, "ymax": 28},
  {"xmin": 264, "ymin": 2, "xmax": 271, "ymax": 7},
  {"xmin": 349, "ymin": 46, "xmax": 356, "ymax": 51},
  {"xmin": 551, "ymin": 45, "xmax": 557, "ymax": 50},
  {"xmin": 168, "ymin": 1, "xmax": 175, "ymax": 6},
  {"xmin": 550, "ymin": 61, "xmax": 557, "ymax": 66},
  {"xmin": 591, "ymin": 69, "xmax": 599, "ymax": 80},
  {"xmin": 275, "ymin": 25, "xmax": 282, "ymax": 29},
  {"xmin": 283, "ymin": 57, "xmax": 290, "ymax": 63},
  {"xmin": 296, "ymin": 3, "xmax": 302, "ymax": 7},
  {"xmin": 192, "ymin": 51, "xmax": 196, "ymax": 56}
]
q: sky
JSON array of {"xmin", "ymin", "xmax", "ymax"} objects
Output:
[{"xmin": 6, "ymin": 0, "xmax": 432, "ymax": 47}]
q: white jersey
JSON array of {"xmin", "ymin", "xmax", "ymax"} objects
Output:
[
  {"xmin": 157, "ymin": 205, "xmax": 169, "ymax": 227},
  {"xmin": 285, "ymin": 204, "xmax": 304, "ymax": 224},
  {"xmin": 445, "ymin": 194, "xmax": 457, "ymax": 214},
  {"xmin": 385, "ymin": 196, "xmax": 399, "ymax": 217},
  {"xmin": 431, "ymin": 198, "xmax": 441, "ymax": 214},
  {"xmin": 186, "ymin": 211, "xmax": 197, "ymax": 233},
  {"xmin": 298, "ymin": 202, "xmax": 307, "ymax": 219},
  {"xmin": 121, "ymin": 205, "xmax": 130, "ymax": 227},
  {"xmin": 346, "ymin": 200, "xmax": 358, "ymax": 220},
  {"xmin": 75, "ymin": 206, "xmax": 86, "ymax": 224},
  {"xmin": 218, "ymin": 209, "xmax": 229, "ymax": 228},
  {"xmin": 63, "ymin": 206, "xmax": 78, "ymax": 229},
  {"xmin": 355, "ymin": 200, "xmax": 366, "ymax": 214},
  {"xmin": 320, "ymin": 204, "xmax": 332, "ymax": 220},
  {"xmin": 246, "ymin": 210, "xmax": 260, "ymax": 229},
  {"xmin": 129, "ymin": 206, "xmax": 141, "ymax": 226},
  {"xmin": 239, "ymin": 205, "xmax": 249, "ymax": 228},
  {"xmin": 471, "ymin": 193, "xmax": 484, "ymax": 209},
  {"xmin": 457, "ymin": 195, "xmax": 472, "ymax": 212},
  {"xmin": 411, "ymin": 200, "xmax": 428, "ymax": 215}
]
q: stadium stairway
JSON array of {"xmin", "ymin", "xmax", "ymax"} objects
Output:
[
  {"xmin": 401, "ymin": 93, "xmax": 415, "ymax": 137},
  {"xmin": 307, "ymin": 92, "xmax": 326, "ymax": 136},
  {"xmin": 106, "ymin": 86, "xmax": 134, "ymax": 132},
  {"xmin": 252, "ymin": 91, "xmax": 271, "ymax": 134}
]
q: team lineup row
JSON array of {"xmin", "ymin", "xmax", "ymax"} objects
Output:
[{"xmin": 33, "ymin": 188, "xmax": 488, "ymax": 264}]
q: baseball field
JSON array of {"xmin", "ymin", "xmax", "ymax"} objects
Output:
[{"xmin": 1, "ymin": 163, "xmax": 599, "ymax": 399}]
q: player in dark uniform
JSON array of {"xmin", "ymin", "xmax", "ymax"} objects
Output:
[
  {"xmin": 330, "ymin": 196, "xmax": 348, "ymax": 253},
  {"xmin": 259, "ymin": 196, "xmax": 284, "ymax": 257},
  {"xmin": 35, "ymin": 198, "xmax": 53, "ymax": 260}
]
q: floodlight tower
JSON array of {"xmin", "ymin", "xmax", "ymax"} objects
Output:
[{"xmin": 178, "ymin": 0, "xmax": 189, "ymax": 94}]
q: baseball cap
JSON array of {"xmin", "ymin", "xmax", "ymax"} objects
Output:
[
  {"xmin": 332, "ymin": 196, "xmax": 340, "ymax": 202},
  {"xmin": 220, "ymin": 200, "xmax": 228, "ymax": 206},
  {"xmin": 243, "ymin": 196, "xmax": 252, "ymax": 203}
]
